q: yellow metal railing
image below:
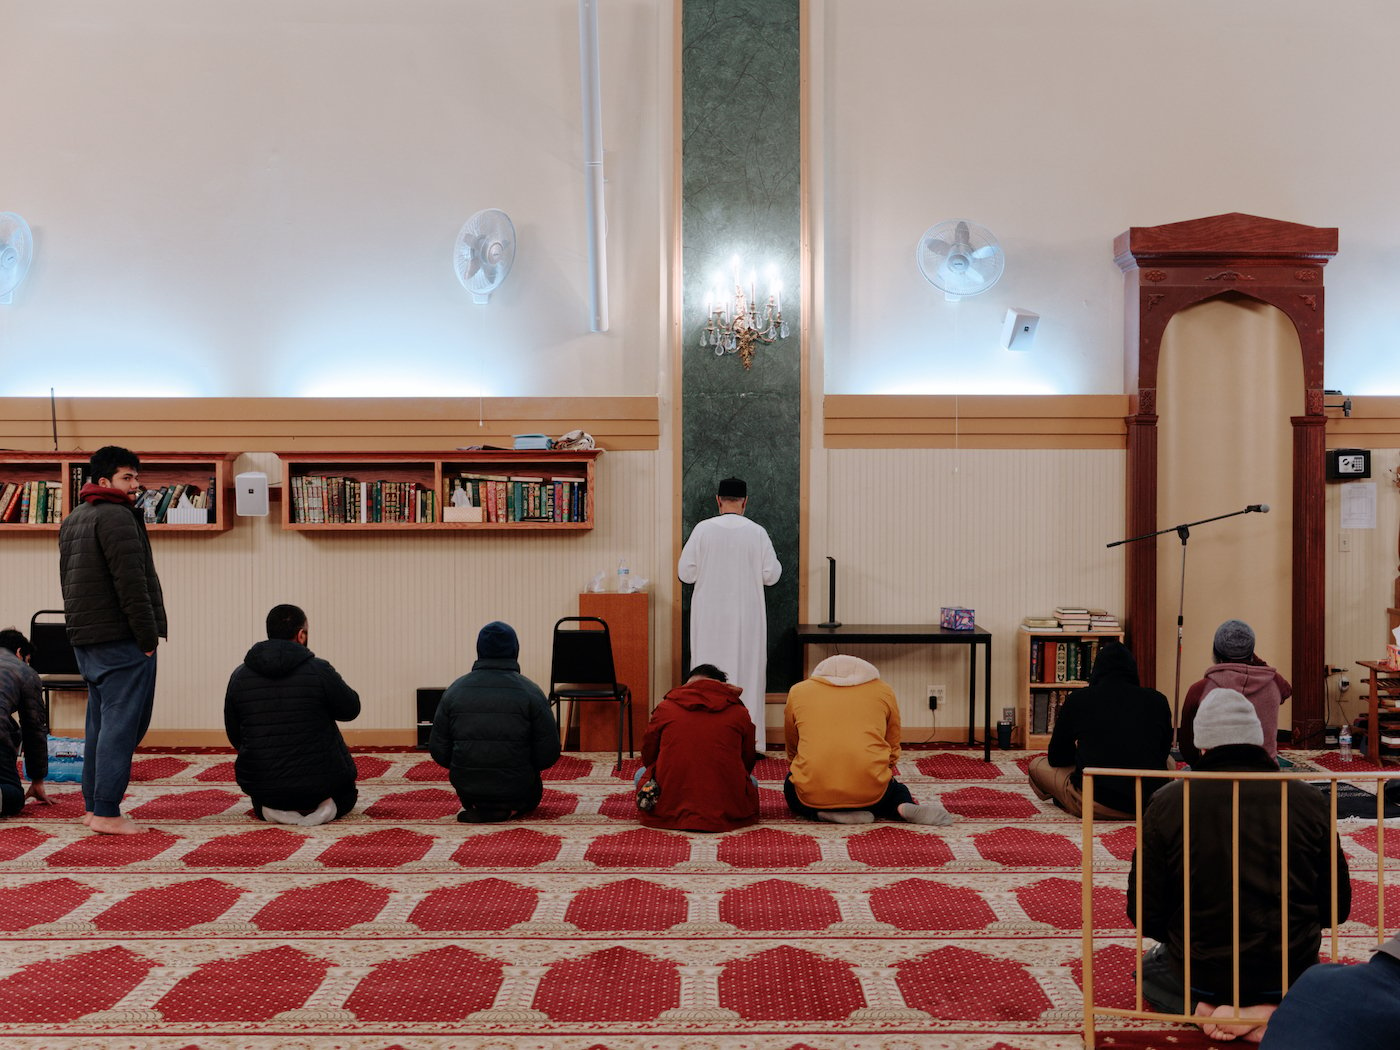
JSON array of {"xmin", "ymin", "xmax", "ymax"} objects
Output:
[{"xmin": 1080, "ymin": 765, "xmax": 1399, "ymax": 1049}]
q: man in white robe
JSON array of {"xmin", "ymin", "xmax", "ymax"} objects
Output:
[{"xmin": 677, "ymin": 477, "xmax": 782, "ymax": 745}]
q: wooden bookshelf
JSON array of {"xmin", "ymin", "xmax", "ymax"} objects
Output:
[
  {"xmin": 1016, "ymin": 629, "xmax": 1124, "ymax": 749},
  {"xmin": 0, "ymin": 452, "xmax": 236, "ymax": 533},
  {"xmin": 278, "ymin": 449, "xmax": 600, "ymax": 531}
]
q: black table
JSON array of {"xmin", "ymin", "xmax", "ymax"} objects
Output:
[{"xmin": 795, "ymin": 623, "xmax": 994, "ymax": 762}]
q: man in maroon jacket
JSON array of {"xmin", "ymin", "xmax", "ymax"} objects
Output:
[{"xmin": 635, "ymin": 664, "xmax": 759, "ymax": 832}]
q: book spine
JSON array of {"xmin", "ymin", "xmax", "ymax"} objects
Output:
[{"xmin": 1055, "ymin": 642, "xmax": 1067, "ymax": 683}]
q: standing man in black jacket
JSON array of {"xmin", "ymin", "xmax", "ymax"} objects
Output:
[
  {"xmin": 224, "ymin": 604, "xmax": 361, "ymax": 826},
  {"xmin": 429, "ymin": 620, "xmax": 560, "ymax": 823},
  {"xmin": 59, "ymin": 446, "xmax": 166, "ymax": 835}
]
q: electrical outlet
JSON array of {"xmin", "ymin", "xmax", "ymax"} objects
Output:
[
  {"xmin": 1340, "ymin": 676, "xmax": 1350, "ymax": 693},
  {"xmin": 1338, "ymin": 533, "xmax": 1352, "ymax": 553},
  {"xmin": 927, "ymin": 684, "xmax": 945, "ymax": 711}
]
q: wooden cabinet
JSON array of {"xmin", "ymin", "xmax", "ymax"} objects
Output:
[
  {"xmin": 277, "ymin": 449, "xmax": 600, "ymax": 531},
  {"xmin": 0, "ymin": 452, "xmax": 236, "ymax": 533},
  {"xmin": 1016, "ymin": 630, "xmax": 1124, "ymax": 749}
]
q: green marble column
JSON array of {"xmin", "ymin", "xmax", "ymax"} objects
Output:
[{"xmin": 680, "ymin": 0, "xmax": 802, "ymax": 694}]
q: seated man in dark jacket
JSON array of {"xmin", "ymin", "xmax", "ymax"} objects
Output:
[
  {"xmin": 1028, "ymin": 641, "xmax": 1172, "ymax": 819},
  {"xmin": 0, "ymin": 629, "xmax": 50, "ymax": 816},
  {"xmin": 429, "ymin": 621, "xmax": 560, "ymax": 823},
  {"xmin": 224, "ymin": 604, "xmax": 361, "ymax": 826},
  {"xmin": 635, "ymin": 664, "xmax": 759, "ymax": 833},
  {"xmin": 1127, "ymin": 688, "xmax": 1351, "ymax": 1034}
]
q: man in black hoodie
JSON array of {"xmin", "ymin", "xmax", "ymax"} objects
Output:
[
  {"xmin": 1027, "ymin": 640, "xmax": 1173, "ymax": 819},
  {"xmin": 224, "ymin": 604, "xmax": 361, "ymax": 826}
]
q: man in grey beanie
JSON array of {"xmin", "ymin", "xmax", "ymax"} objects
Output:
[
  {"xmin": 1178, "ymin": 619, "xmax": 1292, "ymax": 766},
  {"xmin": 1127, "ymin": 689, "xmax": 1349, "ymax": 1038}
]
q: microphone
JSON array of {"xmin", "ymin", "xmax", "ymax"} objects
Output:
[{"xmin": 1246, "ymin": 504, "xmax": 1270, "ymax": 514}]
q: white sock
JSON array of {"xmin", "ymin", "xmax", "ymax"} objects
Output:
[
  {"xmin": 898, "ymin": 801, "xmax": 955, "ymax": 826},
  {"xmin": 817, "ymin": 809, "xmax": 875, "ymax": 824},
  {"xmin": 261, "ymin": 806, "xmax": 304, "ymax": 825},
  {"xmin": 300, "ymin": 798, "xmax": 339, "ymax": 826}
]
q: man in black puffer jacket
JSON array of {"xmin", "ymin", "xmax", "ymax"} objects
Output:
[
  {"xmin": 224, "ymin": 604, "xmax": 360, "ymax": 826},
  {"xmin": 59, "ymin": 445, "xmax": 167, "ymax": 836},
  {"xmin": 429, "ymin": 621, "xmax": 560, "ymax": 823}
]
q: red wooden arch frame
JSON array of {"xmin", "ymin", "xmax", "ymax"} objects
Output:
[{"xmin": 1115, "ymin": 212, "xmax": 1337, "ymax": 745}]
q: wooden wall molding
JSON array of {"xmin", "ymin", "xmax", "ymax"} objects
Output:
[
  {"xmin": 825, "ymin": 395, "xmax": 1131, "ymax": 449},
  {"xmin": 1116, "ymin": 212, "xmax": 1338, "ymax": 745},
  {"xmin": 0, "ymin": 396, "xmax": 661, "ymax": 452}
]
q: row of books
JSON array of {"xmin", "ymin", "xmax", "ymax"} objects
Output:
[
  {"xmin": 445, "ymin": 474, "xmax": 587, "ymax": 524},
  {"xmin": 1029, "ymin": 637, "xmax": 1112, "ymax": 684},
  {"xmin": 134, "ymin": 481, "xmax": 217, "ymax": 525},
  {"xmin": 1030, "ymin": 689, "xmax": 1073, "ymax": 735},
  {"xmin": 1019, "ymin": 608, "xmax": 1121, "ymax": 633},
  {"xmin": 291, "ymin": 475, "xmax": 438, "ymax": 524},
  {"xmin": 0, "ymin": 480, "xmax": 63, "ymax": 523}
]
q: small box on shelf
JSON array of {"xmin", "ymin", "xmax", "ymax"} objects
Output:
[{"xmin": 939, "ymin": 607, "xmax": 975, "ymax": 631}]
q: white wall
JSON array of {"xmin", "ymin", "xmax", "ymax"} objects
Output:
[
  {"xmin": 1, "ymin": 0, "xmax": 669, "ymax": 397},
  {"xmin": 817, "ymin": 0, "xmax": 1400, "ymax": 398}
]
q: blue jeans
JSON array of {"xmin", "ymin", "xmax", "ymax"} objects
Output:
[{"xmin": 73, "ymin": 640, "xmax": 158, "ymax": 818}]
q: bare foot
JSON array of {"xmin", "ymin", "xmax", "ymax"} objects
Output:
[
  {"xmin": 81, "ymin": 812, "xmax": 94, "ymax": 826},
  {"xmin": 1194, "ymin": 1001, "xmax": 1275, "ymax": 1042},
  {"xmin": 87, "ymin": 815, "xmax": 147, "ymax": 835}
]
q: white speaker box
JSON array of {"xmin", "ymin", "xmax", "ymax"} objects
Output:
[
  {"xmin": 1001, "ymin": 308, "xmax": 1040, "ymax": 350},
  {"xmin": 235, "ymin": 471, "xmax": 269, "ymax": 517}
]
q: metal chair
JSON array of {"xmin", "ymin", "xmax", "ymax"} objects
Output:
[
  {"xmin": 548, "ymin": 616, "xmax": 633, "ymax": 772},
  {"xmin": 28, "ymin": 610, "xmax": 87, "ymax": 723}
]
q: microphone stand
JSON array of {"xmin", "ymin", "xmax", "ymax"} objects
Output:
[{"xmin": 1107, "ymin": 506, "xmax": 1266, "ymax": 745}]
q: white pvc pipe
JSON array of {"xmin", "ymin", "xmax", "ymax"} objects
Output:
[{"xmin": 579, "ymin": 0, "xmax": 609, "ymax": 332}]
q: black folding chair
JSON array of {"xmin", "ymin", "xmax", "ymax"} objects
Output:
[
  {"xmin": 28, "ymin": 610, "xmax": 87, "ymax": 723},
  {"xmin": 548, "ymin": 616, "xmax": 633, "ymax": 772}
]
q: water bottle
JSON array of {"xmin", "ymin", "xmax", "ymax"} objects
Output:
[
  {"xmin": 616, "ymin": 557, "xmax": 631, "ymax": 593},
  {"xmin": 1339, "ymin": 724, "xmax": 1353, "ymax": 763}
]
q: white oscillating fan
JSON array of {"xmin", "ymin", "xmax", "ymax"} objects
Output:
[
  {"xmin": 0, "ymin": 213, "xmax": 34, "ymax": 305},
  {"xmin": 917, "ymin": 219, "xmax": 1004, "ymax": 301},
  {"xmin": 453, "ymin": 209, "xmax": 516, "ymax": 304}
]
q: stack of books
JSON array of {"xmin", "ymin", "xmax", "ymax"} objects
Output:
[
  {"xmin": 1054, "ymin": 606, "xmax": 1092, "ymax": 630},
  {"xmin": 1087, "ymin": 609, "xmax": 1121, "ymax": 633},
  {"xmin": 1020, "ymin": 615, "xmax": 1061, "ymax": 633}
]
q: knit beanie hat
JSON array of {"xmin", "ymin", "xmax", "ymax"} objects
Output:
[
  {"xmin": 1213, "ymin": 619, "xmax": 1256, "ymax": 662},
  {"xmin": 1194, "ymin": 688, "xmax": 1263, "ymax": 751},
  {"xmin": 476, "ymin": 621, "xmax": 520, "ymax": 660}
]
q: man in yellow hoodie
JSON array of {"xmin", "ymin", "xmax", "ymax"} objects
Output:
[{"xmin": 784, "ymin": 654, "xmax": 954, "ymax": 826}]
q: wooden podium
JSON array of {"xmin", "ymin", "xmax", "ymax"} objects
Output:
[{"xmin": 576, "ymin": 591, "xmax": 651, "ymax": 752}]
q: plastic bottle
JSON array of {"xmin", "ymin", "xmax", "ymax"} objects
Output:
[
  {"xmin": 1339, "ymin": 724, "xmax": 1353, "ymax": 763},
  {"xmin": 616, "ymin": 557, "xmax": 631, "ymax": 593}
]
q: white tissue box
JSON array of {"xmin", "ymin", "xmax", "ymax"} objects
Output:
[{"xmin": 164, "ymin": 507, "xmax": 209, "ymax": 525}]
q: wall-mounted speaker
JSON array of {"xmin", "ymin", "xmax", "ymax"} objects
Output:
[
  {"xmin": 234, "ymin": 471, "xmax": 269, "ymax": 516},
  {"xmin": 1001, "ymin": 308, "xmax": 1040, "ymax": 351}
]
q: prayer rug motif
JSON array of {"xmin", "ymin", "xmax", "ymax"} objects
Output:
[{"xmin": 0, "ymin": 748, "xmax": 1390, "ymax": 1050}]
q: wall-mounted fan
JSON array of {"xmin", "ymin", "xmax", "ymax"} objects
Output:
[
  {"xmin": 454, "ymin": 209, "xmax": 516, "ymax": 304},
  {"xmin": 917, "ymin": 219, "xmax": 1004, "ymax": 301},
  {"xmin": 0, "ymin": 213, "xmax": 34, "ymax": 305}
]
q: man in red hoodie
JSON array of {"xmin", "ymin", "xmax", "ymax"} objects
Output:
[
  {"xmin": 58, "ymin": 446, "xmax": 167, "ymax": 835},
  {"xmin": 635, "ymin": 664, "xmax": 759, "ymax": 832},
  {"xmin": 1178, "ymin": 619, "xmax": 1291, "ymax": 766}
]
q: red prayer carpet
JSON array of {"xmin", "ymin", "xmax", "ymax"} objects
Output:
[{"xmin": 0, "ymin": 746, "xmax": 1388, "ymax": 1049}]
